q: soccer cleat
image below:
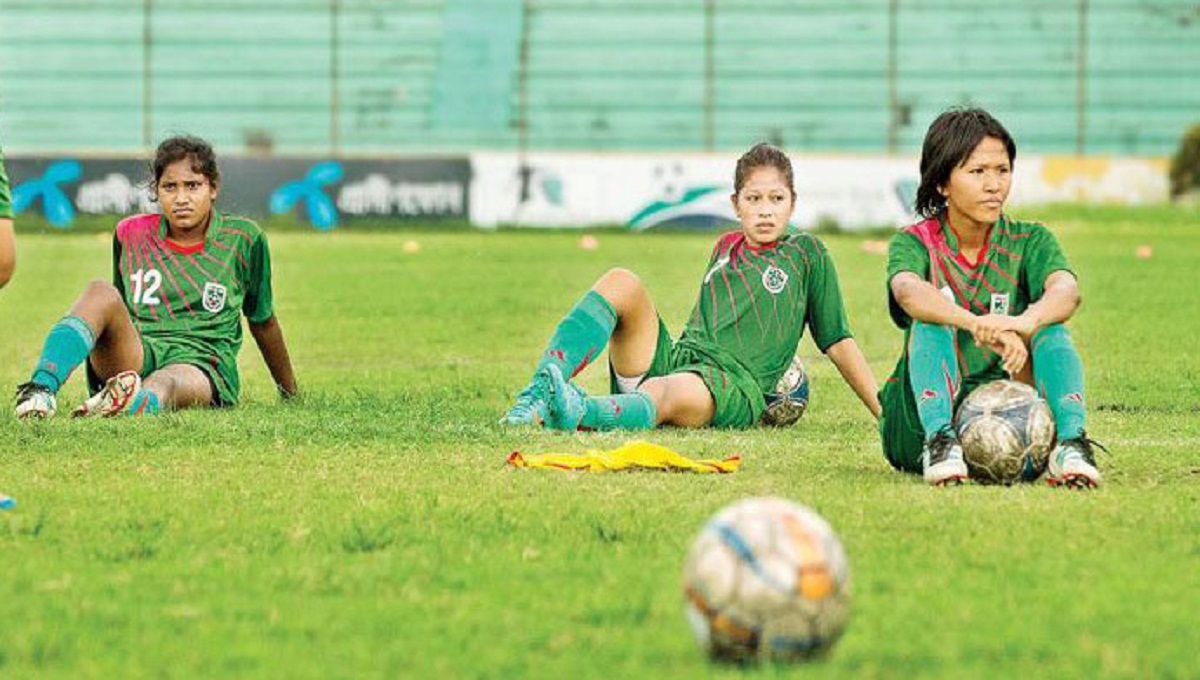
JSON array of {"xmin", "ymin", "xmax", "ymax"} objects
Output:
[
  {"xmin": 1047, "ymin": 433, "xmax": 1105, "ymax": 489},
  {"xmin": 543, "ymin": 364, "xmax": 588, "ymax": 431},
  {"xmin": 15, "ymin": 382, "xmax": 57, "ymax": 420},
  {"xmin": 499, "ymin": 372, "xmax": 552, "ymax": 426},
  {"xmin": 922, "ymin": 426, "xmax": 969, "ymax": 486},
  {"xmin": 71, "ymin": 371, "xmax": 141, "ymax": 418}
]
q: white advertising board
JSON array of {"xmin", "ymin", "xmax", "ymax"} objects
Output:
[{"xmin": 470, "ymin": 152, "xmax": 1167, "ymax": 231}]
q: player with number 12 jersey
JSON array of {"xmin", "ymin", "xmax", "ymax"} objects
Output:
[{"xmin": 15, "ymin": 136, "xmax": 297, "ymax": 419}]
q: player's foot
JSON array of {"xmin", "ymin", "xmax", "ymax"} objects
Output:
[
  {"xmin": 14, "ymin": 382, "xmax": 57, "ymax": 420},
  {"xmin": 1047, "ymin": 433, "xmax": 1105, "ymax": 489},
  {"xmin": 72, "ymin": 371, "xmax": 141, "ymax": 418},
  {"xmin": 922, "ymin": 426, "xmax": 969, "ymax": 486},
  {"xmin": 543, "ymin": 364, "xmax": 587, "ymax": 431},
  {"xmin": 499, "ymin": 373, "xmax": 551, "ymax": 426}
]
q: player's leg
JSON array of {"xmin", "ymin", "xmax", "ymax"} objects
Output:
[
  {"xmin": 542, "ymin": 364, "xmax": 712, "ymax": 431},
  {"xmin": 502, "ymin": 267, "xmax": 659, "ymax": 425},
  {"xmin": 16, "ymin": 280, "xmax": 143, "ymax": 419},
  {"xmin": 906, "ymin": 321, "xmax": 968, "ymax": 485},
  {"xmin": 1031, "ymin": 324, "xmax": 1101, "ymax": 488},
  {"xmin": 878, "ymin": 375, "xmax": 928, "ymax": 475},
  {"xmin": 138, "ymin": 364, "xmax": 214, "ymax": 413}
]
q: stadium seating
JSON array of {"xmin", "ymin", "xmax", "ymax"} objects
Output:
[{"xmin": 0, "ymin": 0, "xmax": 1196, "ymax": 155}]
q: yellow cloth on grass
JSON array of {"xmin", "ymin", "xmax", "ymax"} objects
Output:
[{"xmin": 506, "ymin": 440, "xmax": 741, "ymax": 473}]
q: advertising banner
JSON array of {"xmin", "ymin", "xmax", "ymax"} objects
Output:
[
  {"xmin": 4, "ymin": 157, "xmax": 471, "ymax": 229},
  {"xmin": 470, "ymin": 153, "xmax": 1169, "ymax": 231}
]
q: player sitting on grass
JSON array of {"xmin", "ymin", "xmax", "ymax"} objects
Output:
[
  {"xmin": 0, "ymin": 141, "xmax": 15, "ymax": 289},
  {"xmin": 15, "ymin": 136, "xmax": 297, "ymax": 419},
  {"xmin": 879, "ymin": 108, "xmax": 1103, "ymax": 488},
  {"xmin": 501, "ymin": 143, "xmax": 880, "ymax": 431}
]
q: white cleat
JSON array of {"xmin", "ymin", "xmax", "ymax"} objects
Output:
[
  {"xmin": 922, "ymin": 427, "xmax": 969, "ymax": 486},
  {"xmin": 15, "ymin": 382, "xmax": 57, "ymax": 420},
  {"xmin": 1047, "ymin": 434, "xmax": 1104, "ymax": 489},
  {"xmin": 72, "ymin": 371, "xmax": 141, "ymax": 418}
]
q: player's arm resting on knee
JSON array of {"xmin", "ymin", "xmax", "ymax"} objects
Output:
[
  {"xmin": 0, "ymin": 219, "xmax": 14, "ymax": 289},
  {"xmin": 889, "ymin": 271, "xmax": 977, "ymax": 331},
  {"xmin": 249, "ymin": 315, "xmax": 298, "ymax": 399},
  {"xmin": 1011, "ymin": 271, "xmax": 1080, "ymax": 342},
  {"xmin": 824, "ymin": 338, "xmax": 881, "ymax": 419}
]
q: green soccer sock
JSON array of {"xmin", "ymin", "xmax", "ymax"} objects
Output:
[
  {"xmin": 580, "ymin": 392, "xmax": 657, "ymax": 431},
  {"xmin": 30, "ymin": 316, "xmax": 96, "ymax": 393},
  {"xmin": 907, "ymin": 321, "xmax": 960, "ymax": 440},
  {"xmin": 1032, "ymin": 324, "xmax": 1086, "ymax": 440},
  {"xmin": 534, "ymin": 290, "xmax": 618, "ymax": 380}
]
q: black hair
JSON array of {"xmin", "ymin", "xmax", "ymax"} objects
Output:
[
  {"xmin": 149, "ymin": 136, "xmax": 220, "ymax": 200},
  {"xmin": 915, "ymin": 108, "xmax": 1016, "ymax": 218},
  {"xmin": 734, "ymin": 142, "xmax": 795, "ymax": 197}
]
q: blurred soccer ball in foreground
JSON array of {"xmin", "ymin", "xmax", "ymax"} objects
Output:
[
  {"xmin": 761, "ymin": 356, "xmax": 809, "ymax": 427},
  {"xmin": 954, "ymin": 380, "xmax": 1055, "ymax": 484},
  {"xmin": 683, "ymin": 497, "xmax": 851, "ymax": 664}
]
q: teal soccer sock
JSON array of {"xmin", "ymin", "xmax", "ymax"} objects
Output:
[
  {"xmin": 534, "ymin": 290, "xmax": 618, "ymax": 380},
  {"xmin": 907, "ymin": 321, "xmax": 960, "ymax": 439},
  {"xmin": 580, "ymin": 392, "xmax": 657, "ymax": 431},
  {"xmin": 1032, "ymin": 324, "xmax": 1086, "ymax": 440},
  {"xmin": 127, "ymin": 390, "xmax": 161, "ymax": 416},
  {"xmin": 30, "ymin": 316, "xmax": 96, "ymax": 393}
]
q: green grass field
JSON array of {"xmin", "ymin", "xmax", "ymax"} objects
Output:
[{"xmin": 0, "ymin": 206, "xmax": 1196, "ymax": 678}]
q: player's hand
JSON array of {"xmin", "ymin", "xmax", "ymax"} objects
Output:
[
  {"xmin": 972, "ymin": 314, "xmax": 1032, "ymax": 346},
  {"xmin": 987, "ymin": 331, "xmax": 1028, "ymax": 376}
]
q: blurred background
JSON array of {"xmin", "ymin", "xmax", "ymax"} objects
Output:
[{"xmin": 1, "ymin": 0, "xmax": 1198, "ymax": 229}]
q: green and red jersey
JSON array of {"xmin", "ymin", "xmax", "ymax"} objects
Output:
[
  {"xmin": 112, "ymin": 211, "xmax": 275, "ymax": 395},
  {"xmin": 0, "ymin": 144, "xmax": 12, "ymax": 219},
  {"xmin": 679, "ymin": 231, "xmax": 852, "ymax": 393},
  {"xmin": 886, "ymin": 213, "xmax": 1071, "ymax": 390}
]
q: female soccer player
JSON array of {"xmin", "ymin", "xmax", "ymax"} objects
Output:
[
  {"xmin": 501, "ymin": 143, "xmax": 880, "ymax": 431},
  {"xmin": 880, "ymin": 108, "xmax": 1102, "ymax": 488},
  {"xmin": 0, "ymin": 142, "xmax": 15, "ymax": 289},
  {"xmin": 15, "ymin": 136, "xmax": 297, "ymax": 418}
]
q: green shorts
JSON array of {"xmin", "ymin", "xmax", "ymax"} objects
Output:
[
  {"xmin": 878, "ymin": 373, "xmax": 925, "ymax": 474},
  {"xmin": 878, "ymin": 358, "xmax": 1000, "ymax": 474},
  {"xmin": 608, "ymin": 318, "xmax": 763, "ymax": 429},
  {"xmin": 87, "ymin": 335, "xmax": 237, "ymax": 407}
]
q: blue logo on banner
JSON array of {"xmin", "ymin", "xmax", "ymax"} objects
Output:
[
  {"xmin": 13, "ymin": 160, "xmax": 83, "ymax": 228},
  {"xmin": 271, "ymin": 162, "xmax": 343, "ymax": 230}
]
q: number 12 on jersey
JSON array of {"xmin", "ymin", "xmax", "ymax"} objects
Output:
[{"xmin": 131, "ymin": 268, "xmax": 163, "ymax": 305}]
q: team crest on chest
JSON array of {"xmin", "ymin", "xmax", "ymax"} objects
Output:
[
  {"xmin": 762, "ymin": 265, "xmax": 788, "ymax": 294},
  {"xmin": 203, "ymin": 282, "xmax": 227, "ymax": 312},
  {"xmin": 990, "ymin": 293, "xmax": 1010, "ymax": 315}
]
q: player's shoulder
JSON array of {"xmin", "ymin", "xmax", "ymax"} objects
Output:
[
  {"xmin": 214, "ymin": 212, "xmax": 267, "ymax": 244},
  {"xmin": 997, "ymin": 214, "xmax": 1053, "ymax": 239},
  {"xmin": 780, "ymin": 231, "xmax": 830, "ymax": 256},
  {"xmin": 894, "ymin": 216, "xmax": 940, "ymax": 246},
  {"xmin": 712, "ymin": 230, "xmax": 744, "ymax": 253},
  {"xmin": 114, "ymin": 213, "xmax": 161, "ymax": 242}
]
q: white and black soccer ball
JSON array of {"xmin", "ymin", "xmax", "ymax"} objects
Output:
[
  {"xmin": 761, "ymin": 356, "xmax": 809, "ymax": 427},
  {"xmin": 682, "ymin": 497, "xmax": 851, "ymax": 664},
  {"xmin": 954, "ymin": 380, "xmax": 1056, "ymax": 484}
]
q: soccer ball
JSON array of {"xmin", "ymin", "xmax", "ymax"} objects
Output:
[
  {"xmin": 682, "ymin": 497, "xmax": 851, "ymax": 663},
  {"xmin": 761, "ymin": 356, "xmax": 809, "ymax": 427},
  {"xmin": 954, "ymin": 380, "xmax": 1056, "ymax": 484}
]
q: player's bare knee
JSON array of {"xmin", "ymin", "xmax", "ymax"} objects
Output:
[
  {"xmin": 81, "ymin": 279, "xmax": 123, "ymax": 309},
  {"xmin": 594, "ymin": 268, "xmax": 650, "ymax": 317}
]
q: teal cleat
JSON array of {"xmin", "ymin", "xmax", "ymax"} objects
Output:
[
  {"xmin": 543, "ymin": 364, "xmax": 588, "ymax": 431},
  {"xmin": 500, "ymin": 371, "xmax": 552, "ymax": 426}
]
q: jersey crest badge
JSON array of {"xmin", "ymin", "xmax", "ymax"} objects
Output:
[
  {"xmin": 203, "ymin": 282, "xmax": 227, "ymax": 313},
  {"xmin": 990, "ymin": 293, "xmax": 1010, "ymax": 315},
  {"xmin": 762, "ymin": 265, "xmax": 788, "ymax": 294}
]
